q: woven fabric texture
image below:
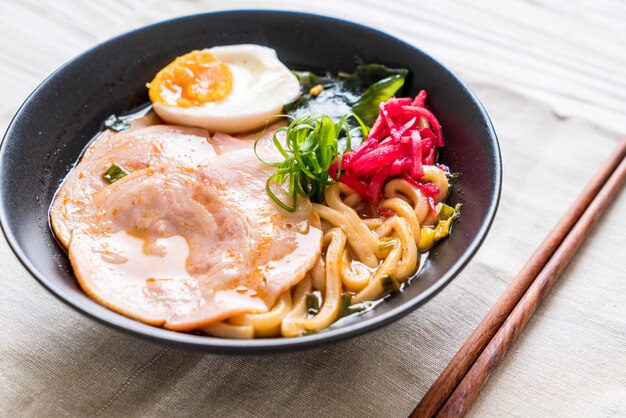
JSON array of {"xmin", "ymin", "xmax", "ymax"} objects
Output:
[{"xmin": 1, "ymin": 1, "xmax": 625, "ymax": 416}]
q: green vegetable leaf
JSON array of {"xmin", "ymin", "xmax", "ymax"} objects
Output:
[
  {"xmin": 103, "ymin": 115, "xmax": 131, "ymax": 132},
  {"xmin": 351, "ymin": 74, "xmax": 406, "ymax": 126},
  {"xmin": 285, "ymin": 64, "xmax": 408, "ymax": 128},
  {"xmin": 343, "ymin": 63, "xmax": 409, "ymax": 91},
  {"xmin": 343, "ymin": 64, "xmax": 408, "ymax": 125},
  {"xmin": 102, "ymin": 164, "xmax": 129, "ymax": 184}
]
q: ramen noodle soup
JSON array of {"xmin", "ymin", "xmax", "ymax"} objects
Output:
[{"xmin": 50, "ymin": 44, "xmax": 460, "ymax": 338}]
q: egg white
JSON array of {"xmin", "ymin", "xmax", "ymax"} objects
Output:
[{"xmin": 153, "ymin": 44, "xmax": 301, "ymax": 134}]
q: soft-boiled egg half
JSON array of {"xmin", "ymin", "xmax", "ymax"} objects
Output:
[{"xmin": 148, "ymin": 44, "xmax": 300, "ymax": 134}]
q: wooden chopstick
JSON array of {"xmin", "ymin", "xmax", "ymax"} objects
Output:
[
  {"xmin": 412, "ymin": 137, "xmax": 626, "ymax": 418},
  {"xmin": 438, "ymin": 150, "xmax": 626, "ymax": 416}
]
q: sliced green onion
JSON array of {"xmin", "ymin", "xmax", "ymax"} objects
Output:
[
  {"xmin": 340, "ymin": 293, "xmax": 371, "ymax": 317},
  {"xmin": 102, "ymin": 164, "xmax": 129, "ymax": 184},
  {"xmin": 436, "ymin": 204, "xmax": 461, "ymax": 237},
  {"xmin": 255, "ymin": 112, "xmax": 367, "ymax": 211},
  {"xmin": 380, "ymin": 275, "xmax": 399, "ymax": 293},
  {"xmin": 103, "ymin": 115, "xmax": 131, "ymax": 132},
  {"xmin": 306, "ymin": 292, "xmax": 320, "ymax": 316},
  {"xmin": 420, "ymin": 203, "xmax": 462, "ymax": 251},
  {"xmin": 340, "ymin": 293, "xmax": 352, "ymax": 317},
  {"xmin": 437, "ymin": 203, "xmax": 456, "ymax": 221}
]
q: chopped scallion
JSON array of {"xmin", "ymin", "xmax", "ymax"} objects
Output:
[
  {"xmin": 340, "ymin": 293, "xmax": 352, "ymax": 317},
  {"xmin": 256, "ymin": 112, "xmax": 368, "ymax": 211},
  {"xmin": 103, "ymin": 164, "xmax": 129, "ymax": 184},
  {"xmin": 306, "ymin": 292, "xmax": 320, "ymax": 316},
  {"xmin": 340, "ymin": 293, "xmax": 370, "ymax": 317},
  {"xmin": 437, "ymin": 203, "xmax": 456, "ymax": 221},
  {"xmin": 380, "ymin": 275, "xmax": 399, "ymax": 293},
  {"xmin": 419, "ymin": 204, "xmax": 461, "ymax": 251}
]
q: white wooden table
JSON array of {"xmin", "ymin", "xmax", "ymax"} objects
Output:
[{"xmin": 1, "ymin": 1, "xmax": 625, "ymax": 417}]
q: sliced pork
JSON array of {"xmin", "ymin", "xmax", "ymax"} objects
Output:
[
  {"xmin": 68, "ymin": 150, "xmax": 322, "ymax": 331},
  {"xmin": 51, "ymin": 124, "xmax": 214, "ymax": 246}
]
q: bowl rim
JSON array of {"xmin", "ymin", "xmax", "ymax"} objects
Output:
[{"xmin": 0, "ymin": 9, "xmax": 502, "ymax": 352}]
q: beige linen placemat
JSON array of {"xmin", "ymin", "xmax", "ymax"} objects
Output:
[{"xmin": 1, "ymin": 84, "xmax": 625, "ymax": 417}]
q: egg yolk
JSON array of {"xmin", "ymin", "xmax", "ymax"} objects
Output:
[{"xmin": 148, "ymin": 50, "xmax": 233, "ymax": 107}]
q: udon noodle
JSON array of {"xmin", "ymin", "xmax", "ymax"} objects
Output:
[{"xmin": 203, "ymin": 169, "xmax": 450, "ymax": 338}]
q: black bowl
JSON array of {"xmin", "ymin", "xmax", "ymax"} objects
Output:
[{"xmin": 0, "ymin": 10, "xmax": 501, "ymax": 352}]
